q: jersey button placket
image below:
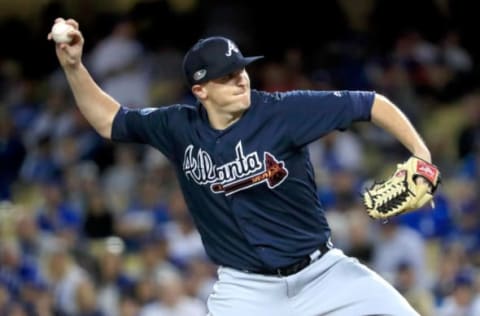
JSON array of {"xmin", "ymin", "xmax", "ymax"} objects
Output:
[{"xmin": 213, "ymin": 136, "xmax": 223, "ymax": 164}]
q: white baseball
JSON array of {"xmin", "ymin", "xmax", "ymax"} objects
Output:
[{"xmin": 51, "ymin": 22, "xmax": 74, "ymax": 44}]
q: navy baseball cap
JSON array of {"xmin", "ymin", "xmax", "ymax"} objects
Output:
[{"xmin": 183, "ymin": 36, "xmax": 263, "ymax": 87}]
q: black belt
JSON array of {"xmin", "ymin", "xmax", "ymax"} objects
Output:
[{"xmin": 255, "ymin": 241, "xmax": 333, "ymax": 277}]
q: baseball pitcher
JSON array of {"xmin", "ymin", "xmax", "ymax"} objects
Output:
[{"xmin": 49, "ymin": 18, "xmax": 440, "ymax": 316}]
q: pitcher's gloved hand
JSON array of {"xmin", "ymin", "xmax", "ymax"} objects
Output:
[{"xmin": 363, "ymin": 157, "xmax": 441, "ymax": 219}]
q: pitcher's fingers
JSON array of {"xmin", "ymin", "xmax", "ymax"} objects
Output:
[
  {"xmin": 54, "ymin": 17, "xmax": 66, "ymax": 24},
  {"xmin": 66, "ymin": 19, "xmax": 79, "ymax": 30},
  {"xmin": 68, "ymin": 29, "xmax": 84, "ymax": 44},
  {"xmin": 415, "ymin": 183, "xmax": 429, "ymax": 197},
  {"xmin": 71, "ymin": 29, "xmax": 82, "ymax": 38}
]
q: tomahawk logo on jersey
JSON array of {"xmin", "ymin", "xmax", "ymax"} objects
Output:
[{"xmin": 183, "ymin": 141, "xmax": 288, "ymax": 195}]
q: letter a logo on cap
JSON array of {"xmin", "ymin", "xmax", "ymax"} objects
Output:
[{"xmin": 225, "ymin": 40, "xmax": 239, "ymax": 57}]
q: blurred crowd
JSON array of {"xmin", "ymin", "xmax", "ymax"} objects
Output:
[{"xmin": 0, "ymin": 0, "xmax": 480, "ymax": 315}]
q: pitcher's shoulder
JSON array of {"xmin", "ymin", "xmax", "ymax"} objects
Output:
[
  {"xmin": 252, "ymin": 89, "xmax": 317, "ymax": 104},
  {"xmin": 156, "ymin": 103, "xmax": 198, "ymax": 116},
  {"xmin": 251, "ymin": 89, "xmax": 285, "ymax": 105}
]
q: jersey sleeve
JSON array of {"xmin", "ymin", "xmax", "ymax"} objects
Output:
[
  {"xmin": 111, "ymin": 106, "xmax": 176, "ymax": 160},
  {"xmin": 278, "ymin": 90, "xmax": 375, "ymax": 147}
]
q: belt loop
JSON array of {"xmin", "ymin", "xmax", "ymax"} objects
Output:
[
  {"xmin": 309, "ymin": 249, "xmax": 322, "ymax": 262},
  {"xmin": 326, "ymin": 237, "xmax": 333, "ymax": 249}
]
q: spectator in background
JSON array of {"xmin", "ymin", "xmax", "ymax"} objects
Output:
[
  {"xmin": 19, "ymin": 279, "xmax": 53, "ymax": 316},
  {"xmin": 309, "ymin": 131, "xmax": 364, "ymax": 176},
  {"xmin": 23, "ymin": 89, "xmax": 70, "ymax": 148},
  {"xmin": 392, "ymin": 31, "xmax": 439, "ymax": 91},
  {"xmin": 102, "ymin": 144, "xmax": 141, "ymax": 213},
  {"xmin": 2, "ymin": 302, "xmax": 28, "ymax": 316},
  {"xmin": 15, "ymin": 213, "xmax": 45, "ymax": 258},
  {"xmin": 46, "ymin": 244, "xmax": 101, "ymax": 316},
  {"xmin": 148, "ymin": 44, "xmax": 186, "ymax": 105},
  {"xmin": 5, "ymin": 75, "xmax": 41, "ymax": 132},
  {"xmin": 87, "ymin": 16, "xmax": 150, "ymax": 108},
  {"xmin": 34, "ymin": 179, "xmax": 81, "ymax": 248},
  {"xmin": 454, "ymin": 196, "xmax": 480, "ymax": 255},
  {"xmin": 309, "ymin": 132, "xmax": 364, "ymax": 218},
  {"xmin": 0, "ymin": 283, "xmax": 10, "ymax": 315},
  {"xmin": 372, "ymin": 220, "xmax": 427, "ymax": 287},
  {"xmin": 398, "ymin": 190, "xmax": 454, "ymax": 240},
  {"xmin": 164, "ymin": 188, "xmax": 205, "ymax": 268},
  {"xmin": 19, "ymin": 135, "xmax": 60, "ymax": 184},
  {"xmin": 437, "ymin": 271, "xmax": 480, "ymax": 316},
  {"xmin": 258, "ymin": 61, "xmax": 292, "ymax": 92},
  {"xmin": 457, "ymin": 93, "xmax": 480, "ymax": 161},
  {"xmin": 0, "ymin": 108, "xmax": 26, "ymax": 200},
  {"xmin": 116, "ymin": 176, "xmax": 170, "ymax": 251},
  {"xmin": 457, "ymin": 93, "xmax": 480, "ymax": 183},
  {"xmin": 51, "ymin": 110, "xmax": 104, "ymax": 167},
  {"xmin": 119, "ymin": 295, "xmax": 140, "ymax": 316},
  {"xmin": 0, "ymin": 240, "xmax": 43, "ymax": 300},
  {"xmin": 63, "ymin": 161, "xmax": 100, "ymax": 213},
  {"xmin": 343, "ymin": 209, "xmax": 374, "ymax": 265},
  {"xmin": 441, "ymin": 31, "xmax": 473, "ymax": 74},
  {"xmin": 134, "ymin": 276, "xmax": 157, "ymax": 308},
  {"xmin": 184, "ymin": 257, "xmax": 217, "ymax": 303},
  {"xmin": 394, "ymin": 261, "xmax": 435, "ymax": 316},
  {"xmin": 432, "ymin": 242, "xmax": 468, "ymax": 305},
  {"xmin": 139, "ymin": 270, "xmax": 205, "ymax": 316},
  {"xmin": 445, "ymin": 176, "xmax": 480, "ymax": 262},
  {"xmin": 366, "ymin": 56, "xmax": 421, "ymax": 123},
  {"xmin": 95, "ymin": 248, "xmax": 135, "ymax": 316},
  {"xmin": 82, "ymin": 189, "xmax": 115, "ymax": 239},
  {"xmin": 138, "ymin": 232, "xmax": 180, "ymax": 287}
]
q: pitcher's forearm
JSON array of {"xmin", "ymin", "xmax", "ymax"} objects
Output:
[
  {"xmin": 64, "ymin": 63, "xmax": 120, "ymax": 139},
  {"xmin": 371, "ymin": 94, "xmax": 431, "ymax": 163}
]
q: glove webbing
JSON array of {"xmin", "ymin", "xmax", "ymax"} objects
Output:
[{"xmin": 365, "ymin": 177, "xmax": 413, "ymax": 214}]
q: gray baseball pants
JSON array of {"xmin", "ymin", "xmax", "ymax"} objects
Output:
[{"xmin": 207, "ymin": 248, "xmax": 419, "ymax": 316}]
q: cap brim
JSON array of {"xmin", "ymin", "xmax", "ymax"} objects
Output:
[
  {"xmin": 199, "ymin": 55, "xmax": 264, "ymax": 85},
  {"xmin": 243, "ymin": 55, "xmax": 264, "ymax": 65},
  {"xmin": 235, "ymin": 55, "xmax": 263, "ymax": 72}
]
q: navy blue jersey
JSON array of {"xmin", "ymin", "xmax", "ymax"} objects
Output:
[{"xmin": 111, "ymin": 90, "xmax": 374, "ymax": 271}]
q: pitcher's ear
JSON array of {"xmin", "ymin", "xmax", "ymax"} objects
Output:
[{"xmin": 192, "ymin": 84, "xmax": 207, "ymax": 100}]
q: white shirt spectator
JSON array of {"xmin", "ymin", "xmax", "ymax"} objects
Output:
[
  {"xmin": 140, "ymin": 298, "xmax": 205, "ymax": 316},
  {"xmin": 164, "ymin": 221, "xmax": 206, "ymax": 264},
  {"xmin": 52, "ymin": 265, "xmax": 89, "ymax": 315},
  {"xmin": 308, "ymin": 131, "xmax": 363, "ymax": 174},
  {"xmin": 87, "ymin": 20, "xmax": 150, "ymax": 107},
  {"xmin": 372, "ymin": 223, "xmax": 427, "ymax": 287},
  {"xmin": 141, "ymin": 269, "xmax": 206, "ymax": 316},
  {"xmin": 437, "ymin": 294, "xmax": 480, "ymax": 316}
]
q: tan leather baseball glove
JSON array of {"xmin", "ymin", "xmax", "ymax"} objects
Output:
[{"xmin": 363, "ymin": 156, "xmax": 441, "ymax": 219}]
